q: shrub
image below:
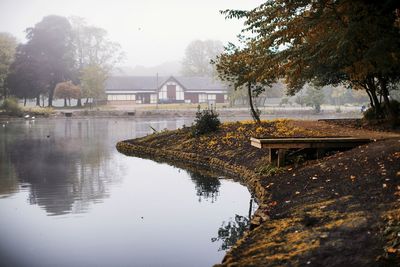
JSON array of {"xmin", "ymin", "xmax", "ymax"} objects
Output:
[
  {"xmin": 1, "ymin": 97, "xmax": 23, "ymax": 116},
  {"xmin": 192, "ymin": 106, "xmax": 221, "ymax": 136},
  {"xmin": 24, "ymin": 106, "xmax": 54, "ymax": 117},
  {"xmin": 363, "ymin": 100, "xmax": 400, "ymax": 121},
  {"xmin": 363, "ymin": 106, "xmax": 377, "ymax": 121}
]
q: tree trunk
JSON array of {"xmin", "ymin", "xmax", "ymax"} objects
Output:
[
  {"xmin": 365, "ymin": 89, "xmax": 375, "ymax": 109},
  {"xmin": 77, "ymin": 98, "xmax": 82, "ymax": 107},
  {"xmin": 379, "ymin": 77, "xmax": 397, "ymax": 121},
  {"xmin": 366, "ymin": 79, "xmax": 384, "ymax": 119},
  {"xmin": 64, "ymin": 98, "xmax": 67, "ymax": 107},
  {"xmin": 247, "ymin": 82, "xmax": 260, "ymax": 123},
  {"xmin": 48, "ymin": 92, "xmax": 53, "ymax": 107},
  {"xmin": 48, "ymin": 82, "xmax": 56, "ymax": 107},
  {"xmin": 24, "ymin": 98, "xmax": 27, "ymax": 106},
  {"xmin": 36, "ymin": 96, "xmax": 40, "ymax": 106}
]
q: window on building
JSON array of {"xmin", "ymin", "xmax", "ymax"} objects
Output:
[
  {"xmin": 176, "ymin": 86, "xmax": 184, "ymax": 100},
  {"xmin": 159, "ymin": 90, "xmax": 167, "ymax": 100},
  {"xmin": 207, "ymin": 94, "xmax": 216, "ymax": 100},
  {"xmin": 150, "ymin": 94, "xmax": 157, "ymax": 104},
  {"xmin": 199, "ymin": 94, "xmax": 207, "ymax": 103}
]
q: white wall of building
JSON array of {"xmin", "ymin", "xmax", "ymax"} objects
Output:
[{"xmin": 158, "ymin": 81, "xmax": 184, "ymax": 100}]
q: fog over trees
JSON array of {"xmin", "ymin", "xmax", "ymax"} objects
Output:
[
  {"xmin": 181, "ymin": 39, "xmax": 224, "ymax": 77},
  {"xmin": 3, "ymin": 15, "xmax": 123, "ymax": 106},
  {"xmin": 0, "ymin": 33, "xmax": 17, "ymax": 98}
]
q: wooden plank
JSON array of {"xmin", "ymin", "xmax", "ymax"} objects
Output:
[
  {"xmin": 250, "ymin": 137, "xmax": 371, "ymax": 149},
  {"xmin": 251, "ymin": 138, "xmax": 262, "ymax": 149}
]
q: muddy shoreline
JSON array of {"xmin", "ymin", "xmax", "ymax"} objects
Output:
[
  {"xmin": 116, "ymin": 119, "xmax": 400, "ymax": 266},
  {"xmin": 1, "ymin": 107, "xmax": 362, "ymax": 120}
]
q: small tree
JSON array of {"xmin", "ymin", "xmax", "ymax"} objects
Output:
[
  {"xmin": 304, "ymin": 86, "xmax": 325, "ymax": 113},
  {"xmin": 214, "ymin": 42, "xmax": 275, "ymax": 123},
  {"xmin": 54, "ymin": 81, "xmax": 81, "ymax": 107},
  {"xmin": 80, "ymin": 64, "xmax": 107, "ymax": 104}
]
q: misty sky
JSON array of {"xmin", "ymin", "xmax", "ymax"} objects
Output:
[{"xmin": 0, "ymin": 0, "xmax": 263, "ymax": 67}]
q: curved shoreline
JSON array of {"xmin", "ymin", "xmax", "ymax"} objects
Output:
[
  {"xmin": 116, "ymin": 120, "xmax": 400, "ymax": 266},
  {"xmin": 116, "ymin": 140, "xmax": 271, "ymax": 229}
]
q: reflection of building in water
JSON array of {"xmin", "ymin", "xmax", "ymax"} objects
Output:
[
  {"xmin": 6, "ymin": 120, "xmax": 118, "ymax": 216},
  {"xmin": 185, "ymin": 170, "xmax": 221, "ymax": 203}
]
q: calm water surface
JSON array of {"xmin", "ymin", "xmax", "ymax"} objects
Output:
[{"xmin": 0, "ymin": 118, "xmax": 253, "ymax": 267}]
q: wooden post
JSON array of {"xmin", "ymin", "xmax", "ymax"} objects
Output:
[
  {"xmin": 316, "ymin": 148, "xmax": 325, "ymax": 159},
  {"xmin": 277, "ymin": 149, "xmax": 286, "ymax": 167},
  {"xmin": 269, "ymin": 148, "xmax": 286, "ymax": 167},
  {"xmin": 269, "ymin": 148, "xmax": 278, "ymax": 165}
]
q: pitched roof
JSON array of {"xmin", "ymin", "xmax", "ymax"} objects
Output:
[
  {"xmin": 105, "ymin": 76, "xmax": 228, "ymax": 92},
  {"xmin": 105, "ymin": 76, "xmax": 168, "ymax": 91},
  {"xmin": 175, "ymin": 76, "xmax": 226, "ymax": 91}
]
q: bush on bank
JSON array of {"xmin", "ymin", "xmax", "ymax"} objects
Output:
[
  {"xmin": 192, "ymin": 106, "xmax": 221, "ymax": 136},
  {"xmin": 1, "ymin": 97, "xmax": 23, "ymax": 116}
]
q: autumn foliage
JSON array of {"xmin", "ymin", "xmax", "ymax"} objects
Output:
[
  {"xmin": 54, "ymin": 81, "xmax": 81, "ymax": 106},
  {"xmin": 215, "ymin": 1, "xmax": 400, "ymax": 122}
]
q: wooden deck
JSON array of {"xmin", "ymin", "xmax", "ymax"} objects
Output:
[{"xmin": 251, "ymin": 137, "xmax": 372, "ymax": 167}]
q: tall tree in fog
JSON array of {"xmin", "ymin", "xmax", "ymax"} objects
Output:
[
  {"xmin": 6, "ymin": 44, "xmax": 47, "ymax": 105},
  {"xmin": 0, "ymin": 33, "xmax": 17, "ymax": 98},
  {"xmin": 22, "ymin": 15, "xmax": 76, "ymax": 106},
  {"xmin": 181, "ymin": 40, "xmax": 223, "ymax": 77},
  {"xmin": 70, "ymin": 17, "xmax": 124, "ymax": 71},
  {"xmin": 70, "ymin": 17, "xmax": 124, "ymax": 105}
]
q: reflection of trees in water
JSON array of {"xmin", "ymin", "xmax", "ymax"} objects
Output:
[
  {"xmin": 0, "ymin": 125, "xmax": 19, "ymax": 197},
  {"xmin": 186, "ymin": 170, "xmax": 221, "ymax": 202},
  {"xmin": 211, "ymin": 199, "xmax": 255, "ymax": 251},
  {"xmin": 6, "ymin": 119, "xmax": 116, "ymax": 216},
  {"xmin": 211, "ymin": 214, "xmax": 249, "ymax": 251}
]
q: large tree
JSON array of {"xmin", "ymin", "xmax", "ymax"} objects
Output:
[
  {"xmin": 220, "ymin": 0, "xmax": 400, "ymax": 120},
  {"xmin": 6, "ymin": 44, "xmax": 46, "ymax": 105},
  {"xmin": 0, "ymin": 33, "xmax": 17, "ymax": 98},
  {"xmin": 181, "ymin": 39, "xmax": 224, "ymax": 77},
  {"xmin": 24, "ymin": 15, "xmax": 76, "ymax": 106},
  {"xmin": 69, "ymin": 17, "xmax": 124, "ymax": 106}
]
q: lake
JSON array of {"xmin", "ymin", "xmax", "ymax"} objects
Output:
[{"xmin": 0, "ymin": 118, "xmax": 254, "ymax": 267}]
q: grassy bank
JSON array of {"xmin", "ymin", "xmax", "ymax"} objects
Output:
[{"xmin": 116, "ymin": 119, "xmax": 400, "ymax": 266}]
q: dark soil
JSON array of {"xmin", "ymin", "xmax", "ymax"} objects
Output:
[{"xmin": 219, "ymin": 138, "xmax": 400, "ymax": 267}]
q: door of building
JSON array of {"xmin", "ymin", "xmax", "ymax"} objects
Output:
[{"xmin": 167, "ymin": 85, "xmax": 176, "ymax": 101}]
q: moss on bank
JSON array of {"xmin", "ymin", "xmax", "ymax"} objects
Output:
[{"xmin": 116, "ymin": 119, "xmax": 400, "ymax": 266}]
